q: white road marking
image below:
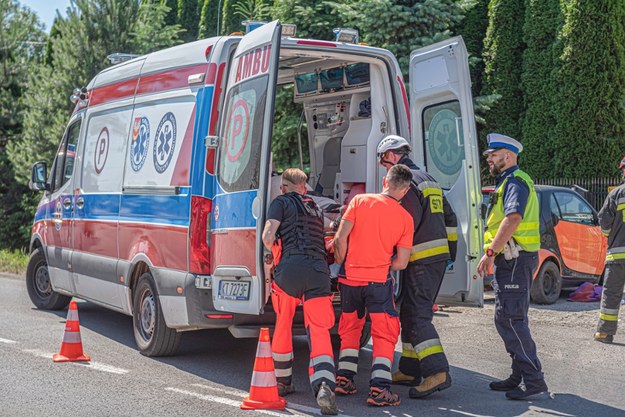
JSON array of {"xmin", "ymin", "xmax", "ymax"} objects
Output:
[
  {"xmin": 439, "ymin": 408, "xmax": 496, "ymax": 417},
  {"xmin": 21, "ymin": 349, "xmax": 128, "ymax": 374},
  {"xmin": 169, "ymin": 386, "xmax": 357, "ymax": 417},
  {"xmin": 0, "ymin": 338, "xmax": 17, "ymax": 344}
]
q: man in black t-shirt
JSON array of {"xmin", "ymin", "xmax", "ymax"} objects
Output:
[{"xmin": 262, "ymin": 168, "xmax": 337, "ymax": 415}]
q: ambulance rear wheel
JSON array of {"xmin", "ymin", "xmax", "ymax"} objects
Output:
[
  {"xmin": 26, "ymin": 247, "xmax": 71, "ymax": 310},
  {"xmin": 133, "ymin": 272, "xmax": 181, "ymax": 356}
]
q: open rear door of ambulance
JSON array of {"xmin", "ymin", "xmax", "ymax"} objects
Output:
[
  {"xmin": 211, "ymin": 21, "xmax": 281, "ymax": 315},
  {"xmin": 409, "ymin": 37, "xmax": 483, "ymax": 306}
]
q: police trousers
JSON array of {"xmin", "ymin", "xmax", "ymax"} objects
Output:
[
  {"xmin": 272, "ymin": 255, "xmax": 336, "ymax": 394},
  {"xmin": 336, "ymin": 278, "xmax": 400, "ymax": 390},
  {"xmin": 597, "ymin": 262, "xmax": 625, "ymax": 335},
  {"xmin": 493, "ymin": 252, "xmax": 544, "ymax": 383},
  {"xmin": 397, "ymin": 260, "xmax": 449, "ymax": 379}
]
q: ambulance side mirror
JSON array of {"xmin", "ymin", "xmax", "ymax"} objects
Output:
[{"xmin": 29, "ymin": 161, "xmax": 49, "ymax": 192}]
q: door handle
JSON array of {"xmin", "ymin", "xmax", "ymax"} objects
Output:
[
  {"xmin": 63, "ymin": 198, "xmax": 71, "ymax": 209},
  {"xmin": 75, "ymin": 197, "xmax": 84, "ymax": 209}
]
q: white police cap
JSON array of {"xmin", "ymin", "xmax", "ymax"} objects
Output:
[{"xmin": 483, "ymin": 133, "xmax": 523, "ymax": 155}]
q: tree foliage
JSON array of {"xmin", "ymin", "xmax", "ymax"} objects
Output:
[
  {"xmin": 177, "ymin": 0, "xmax": 200, "ymax": 42},
  {"xmin": 552, "ymin": 0, "xmax": 625, "ymax": 178},
  {"xmin": 481, "ymin": 0, "xmax": 525, "ymax": 140},
  {"xmin": 518, "ymin": 0, "xmax": 563, "ymax": 178},
  {"xmin": 0, "ymin": 0, "xmax": 46, "ymax": 249},
  {"xmin": 198, "ymin": 0, "xmax": 219, "ymax": 38}
]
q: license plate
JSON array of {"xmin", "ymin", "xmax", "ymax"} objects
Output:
[{"xmin": 218, "ymin": 280, "xmax": 250, "ymax": 300}]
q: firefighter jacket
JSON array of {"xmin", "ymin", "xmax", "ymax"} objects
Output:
[
  {"xmin": 483, "ymin": 169, "xmax": 540, "ymax": 252},
  {"xmin": 598, "ymin": 183, "xmax": 625, "ymax": 263},
  {"xmin": 273, "ymin": 192, "xmax": 327, "ymax": 261},
  {"xmin": 398, "ymin": 156, "xmax": 458, "ymax": 264}
]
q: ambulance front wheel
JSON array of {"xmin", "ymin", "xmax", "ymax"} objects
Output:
[
  {"xmin": 26, "ymin": 247, "xmax": 71, "ymax": 310},
  {"xmin": 133, "ymin": 272, "xmax": 181, "ymax": 356}
]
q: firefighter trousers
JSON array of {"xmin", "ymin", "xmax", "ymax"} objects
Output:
[
  {"xmin": 336, "ymin": 278, "xmax": 400, "ymax": 390},
  {"xmin": 493, "ymin": 252, "xmax": 544, "ymax": 383},
  {"xmin": 271, "ymin": 277, "xmax": 336, "ymax": 395},
  {"xmin": 397, "ymin": 260, "xmax": 449, "ymax": 379},
  {"xmin": 597, "ymin": 262, "xmax": 625, "ymax": 335}
]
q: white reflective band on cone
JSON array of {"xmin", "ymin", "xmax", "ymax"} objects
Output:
[
  {"xmin": 66, "ymin": 309, "xmax": 79, "ymax": 321},
  {"xmin": 256, "ymin": 341, "xmax": 272, "ymax": 358},
  {"xmin": 251, "ymin": 371, "xmax": 278, "ymax": 387},
  {"xmin": 62, "ymin": 332, "xmax": 82, "ymax": 344}
]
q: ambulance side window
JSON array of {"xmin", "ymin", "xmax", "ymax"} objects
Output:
[
  {"xmin": 50, "ymin": 120, "xmax": 81, "ymax": 193},
  {"xmin": 217, "ymin": 76, "xmax": 268, "ymax": 192},
  {"xmin": 422, "ymin": 100, "xmax": 465, "ymax": 190}
]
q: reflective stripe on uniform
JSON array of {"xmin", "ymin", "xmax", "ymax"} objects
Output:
[
  {"xmin": 601, "ymin": 228, "xmax": 611, "ymax": 236},
  {"xmin": 409, "ymin": 238, "xmax": 449, "ymax": 262},
  {"xmin": 600, "ymin": 313, "xmax": 619, "ymax": 322},
  {"xmin": 339, "ymin": 348, "xmax": 359, "ymax": 359},
  {"xmin": 338, "ymin": 360, "xmax": 358, "ymax": 373},
  {"xmin": 402, "ymin": 342, "xmax": 418, "ymax": 358},
  {"xmin": 446, "ymin": 226, "xmax": 458, "ymax": 242},
  {"xmin": 617, "ymin": 203, "xmax": 625, "ymax": 211},
  {"xmin": 371, "ymin": 369, "xmax": 392, "ymax": 380},
  {"xmin": 606, "ymin": 247, "xmax": 625, "ymax": 261},
  {"xmin": 251, "ymin": 371, "xmax": 278, "ymax": 387},
  {"xmin": 272, "ymin": 352, "xmax": 293, "ymax": 362},
  {"xmin": 417, "ymin": 181, "xmax": 443, "ymax": 197},
  {"xmin": 373, "ymin": 356, "xmax": 392, "ymax": 368},
  {"xmin": 310, "ymin": 355, "xmax": 334, "ymax": 367},
  {"xmin": 414, "ymin": 338, "xmax": 444, "ymax": 360},
  {"xmin": 310, "ymin": 370, "xmax": 335, "ymax": 384},
  {"xmin": 274, "ymin": 368, "xmax": 292, "ymax": 377},
  {"xmin": 601, "ymin": 307, "xmax": 620, "ymax": 315}
]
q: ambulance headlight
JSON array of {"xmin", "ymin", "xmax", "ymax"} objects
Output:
[{"xmin": 333, "ymin": 28, "xmax": 359, "ymax": 44}]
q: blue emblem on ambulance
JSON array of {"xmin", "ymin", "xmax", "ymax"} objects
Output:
[
  {"xmin": 130, "ymin": 117, "xmax": 150, "ymax": 172},
  {"xmin": 153, "ymin": 112, "xmax": 177, "ymax": 174}
]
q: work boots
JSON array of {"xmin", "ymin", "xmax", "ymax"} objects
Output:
[
  {"xmin": 594, "ymin": 332, "xmax": 614, "ymax": 344},
  {"xmin": 316, "ymin": 382, "xmax": 338, "ymax": 415},
  {"xmin": 277, "ymin": 382, "xmax": 295, "ymax": 396},
  {"xmin": 409, "ymin": 372, "xmax": 452, "ymax": 399},
  {"xmin": 489, "ymin": 374, "xmax": 522, "ymax": 391},
  {"xmin": 391, "ymin": 370, "xmax": 421, "ymax": 386},
  {"xmin": 505, "ymin": 379, "xmax": 549, "ymax": 400}
]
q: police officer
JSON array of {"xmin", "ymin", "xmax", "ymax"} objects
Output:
[
  {"xmin": 593, "ymin": 156, "xmax": 625, "ymax": 344},
  {"xmin": 477, "ymin": 133, "xmax": 548, "ymax": 400},
  {"xmin": 376, "ymin": 135, "xmax": 458, "ymax": 399},
  {"xmin": 261, "ymin": 168, "xmax": 337, "ymax": 415}
]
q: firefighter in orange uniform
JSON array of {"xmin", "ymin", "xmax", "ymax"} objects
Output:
[
  {"xmin": 262, "ymin": 168, "xmax": 337, "ymax": 415},
  {"xmin": 333, "ymin": 164, "xmax": 414, "ymax": 407}
]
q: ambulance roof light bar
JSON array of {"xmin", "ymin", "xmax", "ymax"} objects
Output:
[
  {"xmin": 107, "ymin": 53, "xmax": 140, "ymax": 65},
  {"xmin": 333, "ymin": 28, "xmax": 359, "ymax": 44},
  {"xmin": 242, "ymin": 20, "xmax": 268, "ymax": 34}
]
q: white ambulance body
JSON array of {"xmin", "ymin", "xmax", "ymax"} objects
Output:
[{"xmin": 28, "ymin": 21, "xmax": 483, "ymax": 356}]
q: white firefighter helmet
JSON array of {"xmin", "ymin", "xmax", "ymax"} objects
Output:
[{"xmin": 376, "ymin": 135, "xmax": 411, "ymax": 156}]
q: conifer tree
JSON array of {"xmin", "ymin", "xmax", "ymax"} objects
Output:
[
  {"xmin": 177, "ymin": 0, "xmax": 200, "ymax": 42},
  {"xmin": 198, "ymin": 0, "xmax": 220, "ymax": 38},
  {"xmin": 552, "ymin": 0, "xmax": 625, "ymax": 178},
  {"xmin": 481, "ymin": 0, "xmax": 525, "ymax": 140},
  {"xmin": 519, "ymin": 0, "xmax": 563, "ymax": 178}
]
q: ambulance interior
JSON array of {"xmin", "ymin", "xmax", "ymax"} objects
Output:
[{"xmin": 269, "ymin": 48, "xmax": 397, "ymax": 225}]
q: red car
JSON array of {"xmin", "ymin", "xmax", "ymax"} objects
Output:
[{"xmin": 482, "ymin": 185, "xmax": 607, "ymax": 304}]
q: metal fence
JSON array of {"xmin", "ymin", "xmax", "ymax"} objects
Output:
[{"xmin": 531, "ymin": 177, "xmax": 621, "ymax": 211}]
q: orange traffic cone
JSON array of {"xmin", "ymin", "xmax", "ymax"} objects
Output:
[
  {"xmin": 53, "ymin": 300, "xmax": 90, "ymax": 362},
  {"xmin": 240, "ymin": 328, "xmax": 287, "ymax": 410}
]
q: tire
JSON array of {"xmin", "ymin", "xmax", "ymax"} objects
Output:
[
  {"xmin": 530, "ymin": 261, "xmax": 562, "ymax": 305},
  {"xmin": 25, "ymin": 247, "xmax": 71, "ymax": 310},
  {"xmin": 132, "ymin": 272, "xmax": 181, "ymax": 356}
]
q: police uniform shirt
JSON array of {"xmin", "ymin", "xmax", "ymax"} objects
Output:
[
  {"xmin": 268, "ymin": 193, "xmax": 300, "ymax": 231},
  {"xmin": 495, "ymin": 165, "xmax": 530, "ymax": 217}
]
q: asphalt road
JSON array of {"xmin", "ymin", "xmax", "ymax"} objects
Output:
[{"xmin": 1, "ymin": 272, "xmax": 624, "ymax": 417}]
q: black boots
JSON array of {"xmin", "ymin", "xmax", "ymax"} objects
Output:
[
  {"xmin": 505, "ymin": 380, "xmax": 549, "ymax": 400},
  {"xmin": 489, "ymin": 375, "xmax": 521, "ymax": 391}
]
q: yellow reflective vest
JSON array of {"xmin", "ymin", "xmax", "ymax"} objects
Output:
[{"xmin": 484, "ymin": 169, "xmax": 540, "ymax": 252}]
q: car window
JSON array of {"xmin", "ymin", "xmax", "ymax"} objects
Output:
[
  {"xmin": 550, "ymin": 194, "xmax": 561, "ymax": 219},
  {"xmin": 553, "ymin": 191, "xmax": 594, "ymax": 225}
]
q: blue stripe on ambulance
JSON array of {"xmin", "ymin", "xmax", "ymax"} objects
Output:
[{"xmin": 212, "ymin": 190, "xmax": 257, "ymax": 229}]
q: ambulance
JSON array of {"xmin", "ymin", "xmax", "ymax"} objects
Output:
[{"xmin": 27, "ymin": 21, "xmax": 483, "ymax": 356}]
